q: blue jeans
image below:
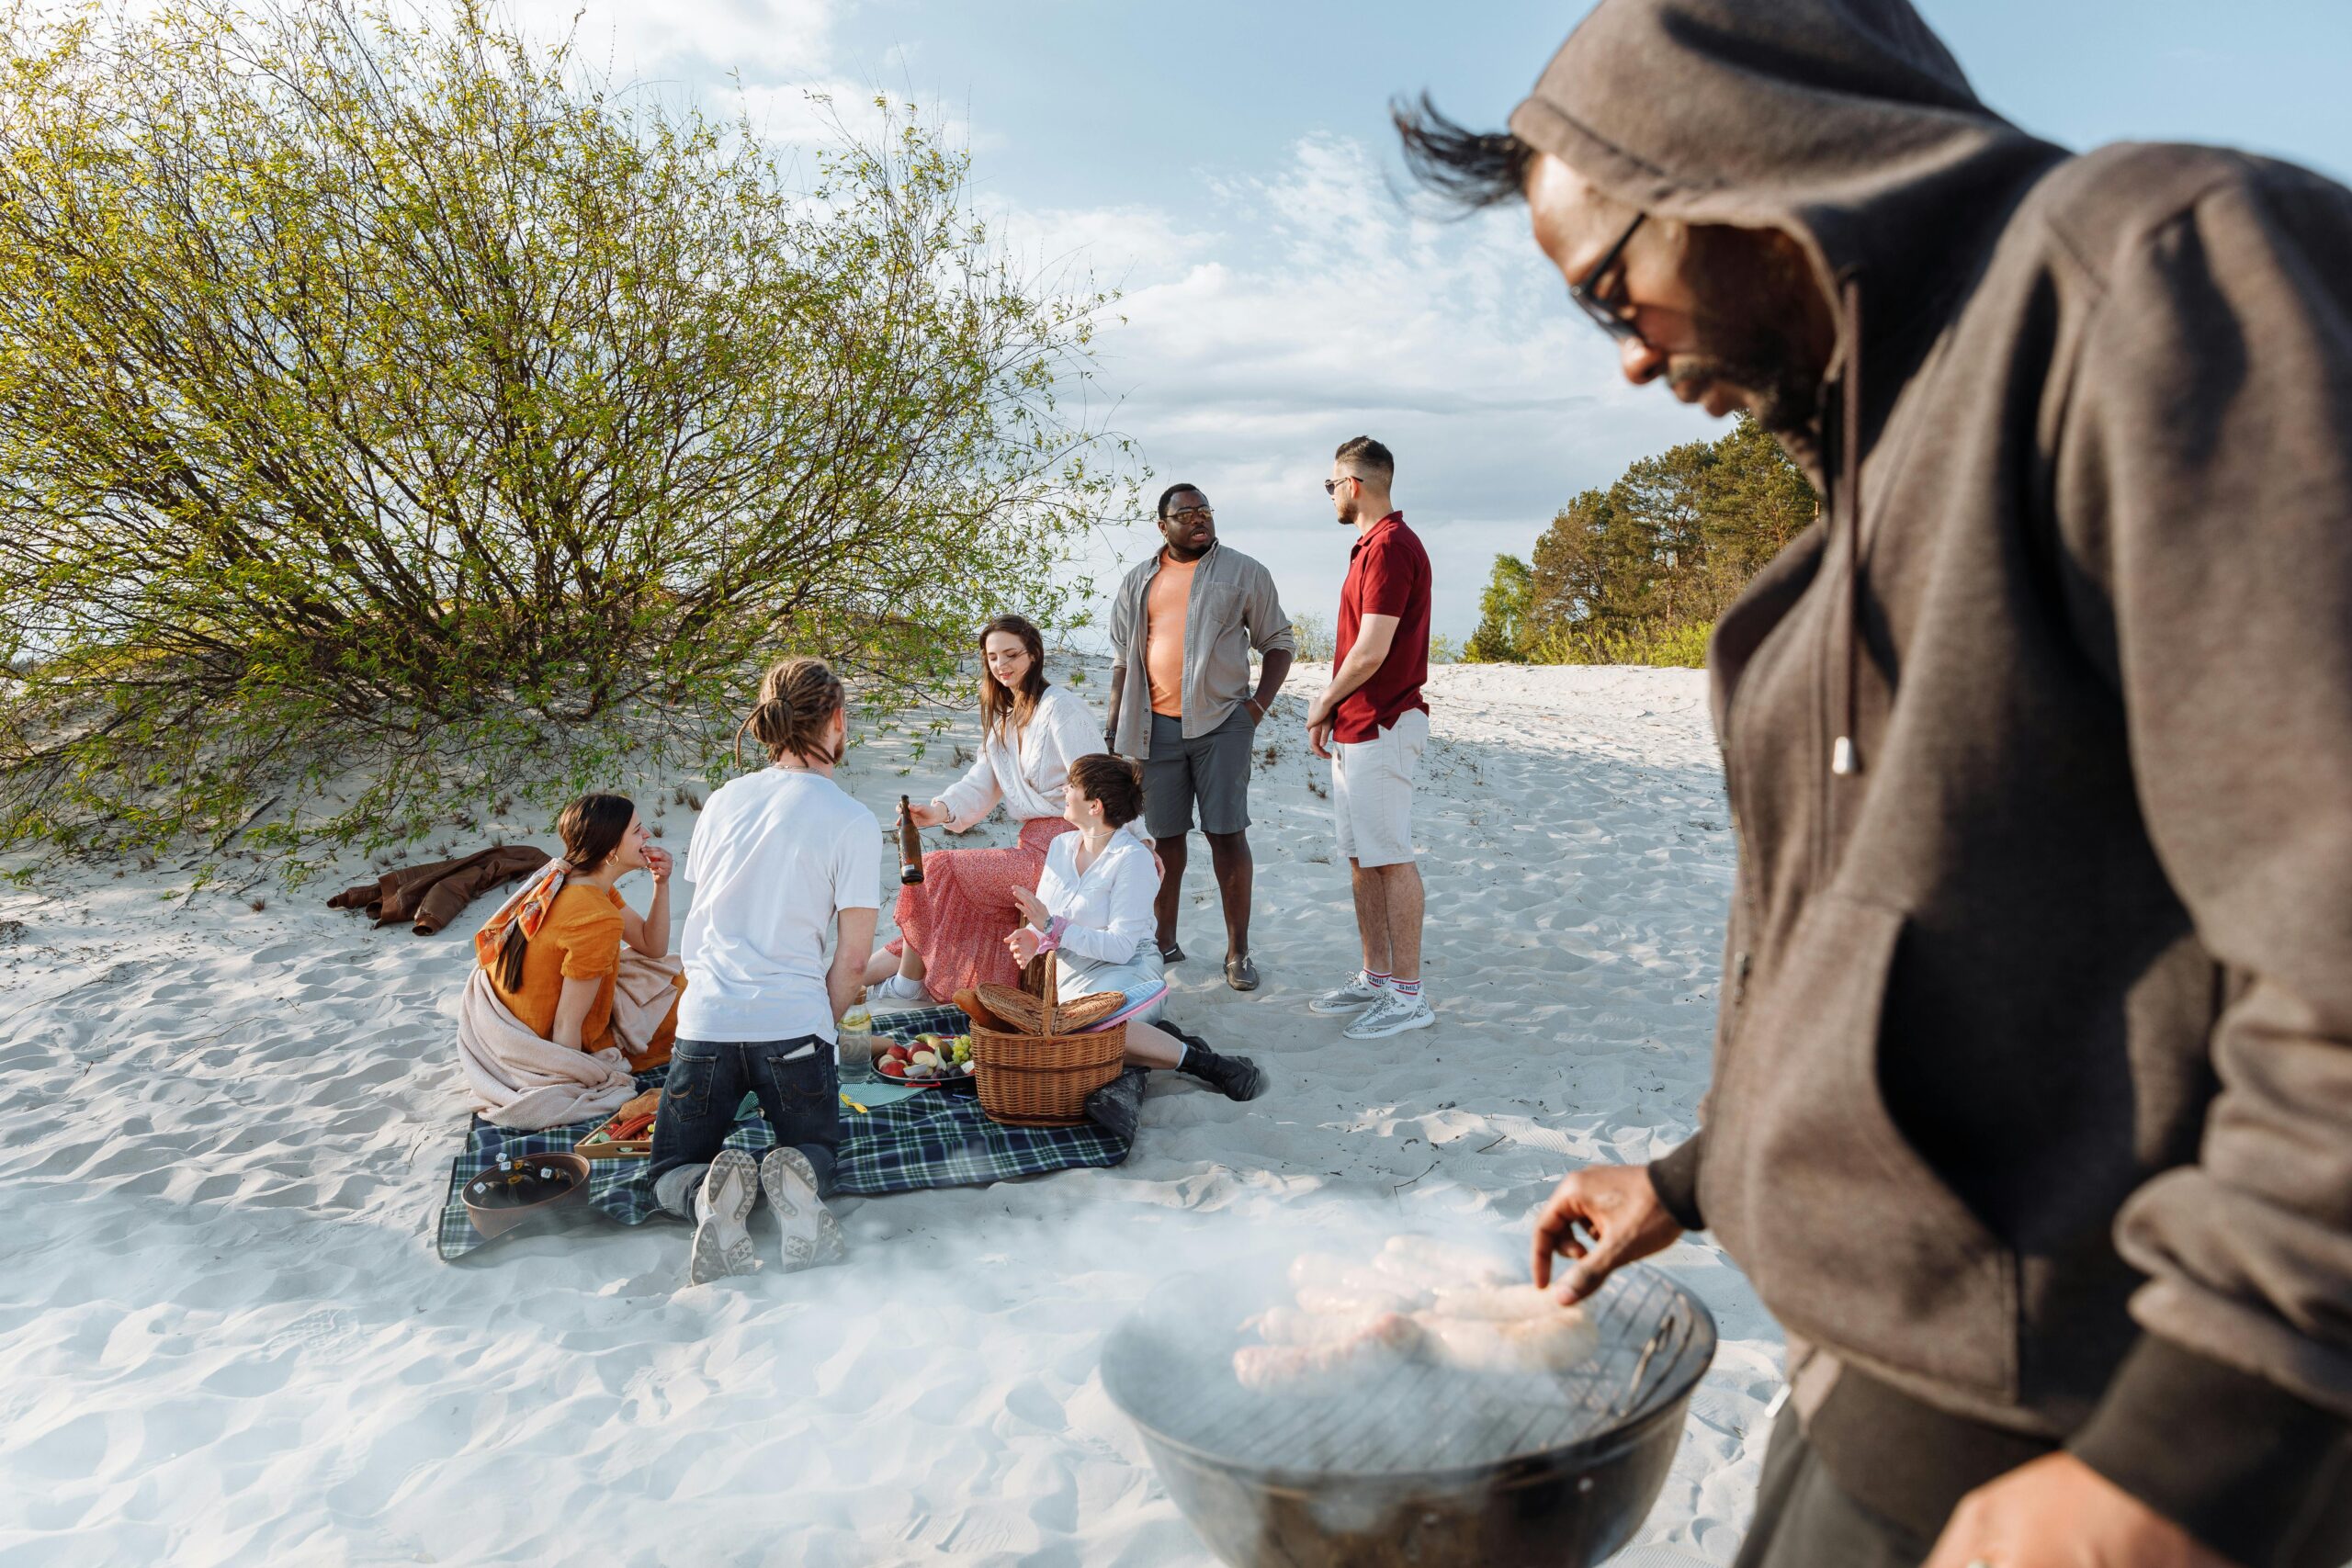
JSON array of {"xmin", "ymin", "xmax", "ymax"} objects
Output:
[{"xmin": 649, "ymin": 1036, "xmax": 840, "ymax": 1201}]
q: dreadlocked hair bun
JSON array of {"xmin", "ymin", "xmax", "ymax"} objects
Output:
[{"xmin": 736, "ymin": 657, "xmax": 846, "ymax": 768}]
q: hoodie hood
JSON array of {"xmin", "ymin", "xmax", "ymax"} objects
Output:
[
  {"xmin": 1511, "ymin": 0, "xmax": 2072, "ymax": 783},
  {"xmin": 1509, "ymin": 0, "xmax": 2066, "ymax": 399}
]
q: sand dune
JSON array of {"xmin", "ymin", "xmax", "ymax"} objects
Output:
[{"xmin": 0, "ymin": 660, "xmax": 1774, "ymax": 1565}]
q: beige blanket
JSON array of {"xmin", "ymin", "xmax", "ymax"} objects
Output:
[
  {"xmin": 611, "ymin": 949, "xmax": 685, "ymax": 1057},
  {"xmin": 456, "ymin": 968, "xmax": 637, "ymax": 1130}
]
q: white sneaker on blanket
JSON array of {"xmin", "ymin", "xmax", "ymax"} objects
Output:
[
  {"xmin": 760, "ymin": 1148, "xmax": 846, "ymax": 1272},
  {"xmin": 868, "ymin": 975, "xmax": 929, "ymax": 1006},
  {"xmin": 687, "ymin": 1149, "xmax": 763, "ymax": 1286}
]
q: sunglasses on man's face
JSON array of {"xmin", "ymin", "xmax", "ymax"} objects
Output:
[
  {"xmin": 1570, "ymin": 211, "xmax": 1647, "ymax": 344},
  {"xmin": 1167, "ymin": 505, "xmax": 1213, "ymax": 524},
  {"xmin": 1323, "ymin": 476, "xmax": 1362, "ymax": 496}
]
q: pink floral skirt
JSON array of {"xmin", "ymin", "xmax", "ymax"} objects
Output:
[{"xmin": 887, "ymin": 816, "xmax": 1073, "ymax": 1002}]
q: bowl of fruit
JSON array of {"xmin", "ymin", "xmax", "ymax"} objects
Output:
[{"xmin": 871, "ymin": 1032, "xmax": 978, "ymax": 1089}]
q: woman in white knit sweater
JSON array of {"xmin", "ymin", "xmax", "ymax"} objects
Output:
[{"xmin": 866, "ymin": 615, "xmax": 1104, "ymax": 1004}]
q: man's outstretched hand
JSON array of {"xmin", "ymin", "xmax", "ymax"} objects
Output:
[
  {"xmin": 1531, "ymin": 1162, "xmax": 1685, "ymax": 1302},
  {"xmin": 1530, "ymin": 1180, "xmax": 2236, "ymax": 1568},
  {"xmin": 1923, "ymin": 1454, "xmax": 2233, "ymax": 1568}
]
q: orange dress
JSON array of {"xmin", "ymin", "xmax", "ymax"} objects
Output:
[{"xmin": 491, "ymin": 885, "xmax": 680, "ymax": 1066}]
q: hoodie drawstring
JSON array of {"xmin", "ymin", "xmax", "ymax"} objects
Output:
[{"xmin": 1831, "ymin": 276, "xmax": 1865, "ymax": 780}]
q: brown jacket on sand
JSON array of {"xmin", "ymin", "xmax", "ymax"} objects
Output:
[
  {"xmin": 1514, "ymin": 2, "xmax": 2352, "ymax": 1562},
  {"xmin": 327, "ymin": 846, "xmax": 550, "ymax": 935}
]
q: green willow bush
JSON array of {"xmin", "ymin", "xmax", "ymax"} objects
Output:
[{"xmin": 0, "ymin": 0, "xmax": 1133, "ymax": 877}]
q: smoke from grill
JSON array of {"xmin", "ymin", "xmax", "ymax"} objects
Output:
[{"xmin": 1101, "ymin": 1241, "xmax": 1717, "ymax": 1567}]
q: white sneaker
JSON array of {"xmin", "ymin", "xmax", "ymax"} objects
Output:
[
  {"xmin": 687, "ymin": 1149, "xmax": 763, "ymax": 1285},
  {"xmin": 869, "ymin": 974, "xmax": 928, "ymax": 1005},
  {"xmin": 760, "ymin": 1148, "xmax": 846, "ymax": 1272},
  {"xmin": 1343, "ymin": 990, "xmax": 1434, "ymax": 1040},
  {"xmin": 1308, "ymin": 975, "xmax": 1388, "ymax": 1015}
]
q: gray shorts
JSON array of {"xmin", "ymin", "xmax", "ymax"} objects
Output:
[{"xmin": 1143, "ymin": 708, "xmax": 1256, "ymax": 837}]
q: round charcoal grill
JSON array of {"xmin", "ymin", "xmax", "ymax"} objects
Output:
[{"xmin": 1102, "ymin": 1261, "xmax": 1717, "ymax": 1568}]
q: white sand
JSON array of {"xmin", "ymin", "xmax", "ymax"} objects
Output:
[{"xmin": 0, "ymin": 661, "xmax": 1780, "ymax": 1565}]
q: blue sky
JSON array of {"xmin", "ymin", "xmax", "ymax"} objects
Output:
[{"xmin": 517, "ymin": 0, "xmax": 2352, "ymax": 643}]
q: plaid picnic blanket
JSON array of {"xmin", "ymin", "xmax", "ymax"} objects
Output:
[{"xmin": 435, "ymin": 1005, "xmax": 1143, "ymax": 1260}]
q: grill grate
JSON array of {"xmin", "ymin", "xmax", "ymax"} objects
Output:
[{"xmin": 1105, "ymin": 1264, "xmax": 1713, "ymax": 1479}]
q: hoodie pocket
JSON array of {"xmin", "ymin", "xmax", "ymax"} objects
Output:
[{"xmin": 1703, "ymin": 893, "xmax": 2018, "ymax": 1399}]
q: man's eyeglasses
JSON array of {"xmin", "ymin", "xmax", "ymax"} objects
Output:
[
  {"xmin": 1570, "ymin": 211, "xmax": 1646, "ymax": 344},
  {"xmin": 1323, "ymin": 476, "xmax": 1362, "ymax": 496},
  {"xmin": 1166, "ymin": 505, "xmax": 1213, "ymax": 524}
]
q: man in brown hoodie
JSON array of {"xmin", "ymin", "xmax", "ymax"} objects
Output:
[{"xmin": 1397, "ymin": 3, "xmax": 2352, "ymax": 1566}]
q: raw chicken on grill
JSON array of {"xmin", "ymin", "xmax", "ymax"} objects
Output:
[
  {"xmin": 1285, "ymin": 1253, "xmax": 1430, "ymax": 1316},
  {"xmin": 1371, "ymin": 1235, "xmax": 1513, "ymax": 1293},
  {"xmin": 1238, "ymin": 1238, "xmax": 1599, "ymax": 1388},
  {"xmin": 1245, "ymin": 1305, "xmax": 1399, "ymax": 1348},
  {"xmin": 1423, "ymin": 1282, "xmax": 1564, "ymax": 1321},
  {"xmin": 1232, "ymin": 1311, "xmax": 1420, "ymax": 1393},
  {"xmin": 1411, "ymin": 1305, "xmax": 1600, "ymax": 1373}
]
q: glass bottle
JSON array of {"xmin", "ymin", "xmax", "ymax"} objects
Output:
[{"xmin": 896, "ymin": 795, "xmax": 924, "ymax": 886}]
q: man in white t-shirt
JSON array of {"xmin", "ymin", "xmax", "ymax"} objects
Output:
[{"xmin": 649, "ymin": 658, "xmax": 880, "ymax": 1286}]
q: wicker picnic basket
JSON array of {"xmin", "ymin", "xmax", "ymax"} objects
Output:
[
  {"xmin": 973, "ymin": 981, "xmax": 1125, "ymax": 1036},
  {"xmin": 956, "ymin": 963, "xmax": 1125, "ymax": 1128}
]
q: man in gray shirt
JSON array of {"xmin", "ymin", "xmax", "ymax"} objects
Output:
[{"xmin": 1106, "ymin": 483, "xmax": 1295, "ymax": 991}]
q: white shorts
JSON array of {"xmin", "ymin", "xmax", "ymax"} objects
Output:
[{"xmin": 1332, "ymin": 708, "xmax": 1427, "ymax": 868}]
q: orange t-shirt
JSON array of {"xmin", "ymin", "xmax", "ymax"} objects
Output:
[
  {"xmin": 492, "ymin": 885, "xmax": 656, "ymax": 1059},
  {"xmin": 1145, "ymin": 552, "xmax": 1196, "ymax": 718}
]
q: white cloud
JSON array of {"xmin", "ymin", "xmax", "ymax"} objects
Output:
[
  {"xmin": 722, "ymin": 78, "xmax": 944, "ymax": 148},
  {"xmin": 986, "ymin": 203, "xmax": 1218, "ymax": 291},
  {"xmin": 1002, "ymin": 134, "xmax": 1720, "ymax": 643},
  {"xmin": 499, "ymin": 0, "xmax": 839, "ymax": 85},
  {"xmin": 489, "ymin": 2, "xmax": 995, "ymax": 167}
]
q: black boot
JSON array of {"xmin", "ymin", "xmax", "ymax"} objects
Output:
[
  {"xmin": 1084, "ymin": 1068, "xmax": 1145, "ymax": 1143},
  {"xmin": 1169, "ymin": 1025, "xmax": 1266, "ymax": 1101}
]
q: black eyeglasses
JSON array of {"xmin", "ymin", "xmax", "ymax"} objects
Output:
[
  {"xmin": 1166, "ymin": 505, "xmax": 1213, "ymax": 524},
  {"xmin": 1322, "ymin": 476, "xmax": 1362, "ymax": 495},
  {"xmin": 1570, "ymin": 211, "xmax": 1646, "ymax": 344}
]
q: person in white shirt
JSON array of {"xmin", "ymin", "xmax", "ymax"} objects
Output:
[
  {"xmin": 650, "ymin": 657, "xmax": 876, "ymax": 1287},
  {"xmin": 867, "ymin": 615, "xmax": 1104, "ymax": 1006},
  {"xmin": 1005, "ymin": 754, "xmax": 1266, "ymax": 1102}
]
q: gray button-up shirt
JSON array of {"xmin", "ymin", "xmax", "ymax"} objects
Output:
[{"xmin": 1107, "ymin": 541, "xmax": 1294, "ymax": 759}]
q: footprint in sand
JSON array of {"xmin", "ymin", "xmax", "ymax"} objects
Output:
[{"xmin": 999, "ymin": 1377, "xmax": 1068, "ymax": 1435}]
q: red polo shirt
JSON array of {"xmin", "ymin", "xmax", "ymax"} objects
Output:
[{"xmin": 1333, "ymin": 513, "xmax": 1431, "ymax": 744}]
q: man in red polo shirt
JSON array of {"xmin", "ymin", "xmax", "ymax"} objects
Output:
[{"xmin": 1306, "ymin": 435, "xmax": 1434, "ymax": 1040}]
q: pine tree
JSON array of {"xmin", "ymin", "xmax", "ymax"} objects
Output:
[
  {"xmin": 1465, "ymin": 555, "xmax": 1533, "ymax": 661},
  {"xmin": 1479, "ymin": 415, "xmax": 1816, "ymax": 666}
]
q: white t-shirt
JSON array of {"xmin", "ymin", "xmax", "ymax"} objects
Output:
[{"xmin": 676, "ymin": 767, "xmax": 882, "ymax": 1044}]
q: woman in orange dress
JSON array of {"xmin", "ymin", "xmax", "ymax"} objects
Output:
[
  {"xmin": 865, "ymin": 615, "xmax": 1104, "ymax": 1005},
  {"xmin": 479, "ymin": 793, "xmax": 684, "ymax": 1069}
]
